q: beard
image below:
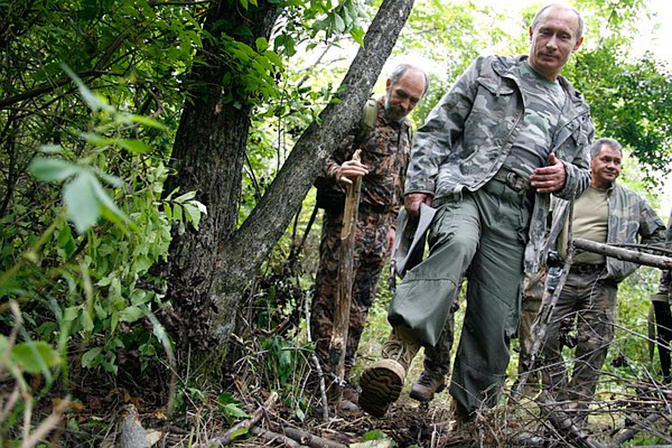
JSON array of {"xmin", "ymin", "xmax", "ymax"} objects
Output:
[{"xmin": 385, "ymin": 97, "xmax": 406, "ymax": 122}]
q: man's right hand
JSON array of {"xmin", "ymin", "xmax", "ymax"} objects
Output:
[
  {"xmin": 404, "ymin": 193, "xmax": 433, "ymax": 218},
  {"xmin": 335, "ymin": 160, "xmax": 369, "ymax": 186}
]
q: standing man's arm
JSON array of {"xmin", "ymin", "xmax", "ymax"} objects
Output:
[
  {"xmin": 403, "ymin": 57, "xmax": 484, "ymax": 216},
  {"xmin": 637, "ymin": 200, "xmax": 667, "ymax": 248},
  {"xmin": 530, "ymin": 120, "xmax": 594, "ymax": 198}
]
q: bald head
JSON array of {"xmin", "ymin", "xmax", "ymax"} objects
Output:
[{"xmin": 384, "ymin": 64, "xmax": 428, "ymax": 122}]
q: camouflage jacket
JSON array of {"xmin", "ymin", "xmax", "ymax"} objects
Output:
[
  {"xmin": 322, "ymin": 96, "xmax": 412, "ymax": 225},
  {"xmin": 657, "ymin": 208, "xmax": 672, "ymax": 296},
  {"xmin": 547, "ymin": 183, "xmax": 666, "ymax": 282},
  {"xmin": 405, "ymin": 55, "xmax": 594, "ymax": 272}
]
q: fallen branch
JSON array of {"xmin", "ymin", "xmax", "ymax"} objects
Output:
[
  {"xmin": 573, "ymin": 238, "xmax": 672, "ymax": 270},
  {"xmin": 609, "ymin": 412, "xmax": 670, "ymax": 447},
  {"xmin": 282, "ymin": 426, "xmax": 348, "ymax": 448},
  {"xmin": 250, "ymin": 426, "xmax": 303, "ymax": 448},
  {"xmin": 195, "ymin": 391, "xmax": 279, "ymax": 448},
  {"xmin": 23, "ymin": 396, "xmax": 71, "ymax": 448},
  {"xmin": 536, "ymin": 391, "xmax": 606, "ymax": 448}
]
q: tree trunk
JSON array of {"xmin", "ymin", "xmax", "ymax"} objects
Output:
[
  {"xmin": 165, "ymin": 0, "xmax": 416, "ymax": 366},
  {"xmin": 163, "ymin": 0, "xmax": 279, "ymax": 351}
]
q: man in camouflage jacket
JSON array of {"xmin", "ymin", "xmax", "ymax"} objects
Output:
[
  {"xmin": 311, "ymin": 64, "xmax": 428, "ymax": 408},
  {"xmin": 359, "ymin": 4, "xmax": 594, "ymax": 419},
  {"xmin": 538, "ymin": 138, "xmax": 666, "ymax": 422},
  {"xmin": 651, "ymin": 207, "xmax": 672, "ymax": 383}
]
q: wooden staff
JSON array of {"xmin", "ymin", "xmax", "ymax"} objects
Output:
[{"xmin": 327, "ymin": 150, "xmax": 362, "ymax": 400}]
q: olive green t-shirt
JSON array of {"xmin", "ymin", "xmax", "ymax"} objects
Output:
[{"xmin": 559, "ymin": 186, "xmax": 609, "ymax": 264}]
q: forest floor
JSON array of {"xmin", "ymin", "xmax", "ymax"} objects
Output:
[{"xmin": 27, "ymin": 296, "xmax": 671, "ymax": 447}]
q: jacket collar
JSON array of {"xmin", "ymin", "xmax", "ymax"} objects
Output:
[{"xmin": 492, "ymin": 54, "xmax": 587, "ymax": 109}]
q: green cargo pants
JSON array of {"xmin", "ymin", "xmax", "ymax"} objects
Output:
[{"xmin": 388, "ymin": 179, "xmax": 532, "ymax": 411}]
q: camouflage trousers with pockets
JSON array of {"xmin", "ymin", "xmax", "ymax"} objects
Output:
[
  {"xmin": 311, "ymin": 207, "xmax": 391, "ymax": 382},
  {"xmin": 540, "ymin": 269, "xmax": 617, "ymax": 417}
]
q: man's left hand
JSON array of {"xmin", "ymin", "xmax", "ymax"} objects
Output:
[
  {"xmin": 386, "ymin": 227, "xmax": 395, "ymax": 258},
  {"xmin": 530, "ymin": 153, "xmax": 566, "ymax": 193}
]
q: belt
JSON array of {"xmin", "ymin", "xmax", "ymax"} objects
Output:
[
  {"xmin": 492, "ymin": 167, "xmax": 530, "ymax": 192},
  {"xmin": 570, "ymin": 263, "xmax": 605, "ymax": 274}
]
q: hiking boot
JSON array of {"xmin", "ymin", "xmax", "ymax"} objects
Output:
[
  {"xmin": 359, "ymin": 327, "xmax": 421, "ymax": 418},
  {"xmin": 409, "ymin": 370, "xmax": 446, "ymax": 402},
  {"xmin": 450, "ymin": 399, "xmax": 474, "ymax": 429}
]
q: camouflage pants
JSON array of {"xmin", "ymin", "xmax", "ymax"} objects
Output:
[
  {"xmin": 516, "ymin": 272, "xmax": 546, "ymax": 394},
  {"xmin": 311, "ymin": 207, "xmax": 390, "ymax": 380},
  {"xmin": 540, "ymin": 269, "xmax": 617, "ymax": 416}
]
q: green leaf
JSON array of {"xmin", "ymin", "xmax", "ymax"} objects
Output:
[
  {"xmin": 64, "ymin": 172, "xmax": 101, "ymax": 234},
  {"xmin": 255, "ymin": 37, "xmax": 268, "ymax": 52},
  {"xmin": 37, "ymin": 144, "xmax": 63, "ymax": 154},
  {"xmin": 264, "ymin": 50, "xmax": 282, "ymax": 67},
  {"xmin": 80, "ymin": 132, "xmax": 115, "ymax": 147},
  {"xmin": 173, "ymin": 191, "xmax": 197, "ymax": 203},
  {"xmin": 129, "ymin": 114, "xmax": 165, "ymax": 129},
  {"xmin": 117, "ymin": 139, "xmax": 151, "ymax": 154},
  {"xmin": 119, "ymin": 306, "xmax": 145, "ymax": 323},
  {"xmin": 81, "ymin": 309, "xmax": 94, "ymax": 332},
  {"xmin": 64, "ymin": 306, "xmax": 80, "ymax": 322},
  {"xmin": 11, "ymin": 341, "xmax": 60, "ymax": 374},
  {"xmin": 333, "ymin": 14, "xmax": 345, "ymax": 33},
  {"xmin": 81, "ymin": 347, "xmax": 103, "ymax": 368},
  {"xmin": 29, "ymin": 158, "xmax": 80, "ymax": 182},
  {"xmin": 90, "ymin": 175, "xmax": 132, "ymax": 229},
  {"xmin": 182, "ymin": 203, "xmax": 202, "ymax": 229},
  {"xmin": 61, "ymin": 63, "xmax": 113, "ymax": 113},
  {"xmin": 57, "ymin": 224, "xmax": 77, "ymax": 258},
  {"xmin": 92, "ymin": 168, "xmax": 123, "ymax": 188},
  {"xmin": 230, "ymin": 427, "xmax": 249, "ymax": 439},
  {"xmin": 363, "ymin": 429, "xmax": 388, "ymax": 441}
]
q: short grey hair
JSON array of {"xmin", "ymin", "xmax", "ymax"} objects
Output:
[
  {"xmin": 389, "ymin": 64, "xmax": 430, "ymax": 96},
  {"xmin": 590, "ymin": 137, "xmax": 623, "ymax": 159},
  {"xmin": 532, "ymin": 3, "xmax": 584, "ymax": 38}
]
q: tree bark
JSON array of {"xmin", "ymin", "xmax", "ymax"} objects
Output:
[
  {"xmin": 164, "ymin": 0, "xmax": 416, "ymax": 363},
  {"xmin": 163, "ymin": 0, "xmax": 279, "ymax": 351}
]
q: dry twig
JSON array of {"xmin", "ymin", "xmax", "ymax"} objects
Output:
[{"xmin": 194, "ymin": 391, "xmax": 279, "ymax": 448}]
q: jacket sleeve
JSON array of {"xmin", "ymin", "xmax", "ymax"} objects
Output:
[
  {"xmin": 404, "ymin": 57, "xmax": 484, "ymax": 196},
  {"xmin": 655, "ymin": 209, "xmax": 672, "ymax": 297},
  {"xmin": 554, "ymin": 115, "xmax": 594, "ymax": 200},
  {"xmin": 638, "ymin": 199, "xmax": 667, "ymax": 248}
]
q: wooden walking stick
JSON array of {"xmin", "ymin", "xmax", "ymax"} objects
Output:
[{"xmin": 327, "ymin": 149, "xmax": 362, "ymax": 401}]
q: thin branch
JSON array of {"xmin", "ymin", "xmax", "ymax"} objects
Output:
[
  {"xmin": 22, "ymin": 397, "xmax": 70, "ymax": 448},
  {"xmin": 0, "ymin": 70, "xmax": 104, "ymax": 109},
  {"xmin": 194, "ymin": 392, "xmax": 279, "ymax": 448}
]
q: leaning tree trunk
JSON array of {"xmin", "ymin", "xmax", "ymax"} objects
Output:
[
  {"xmin": 216, "ymin": 0, "xmax": 416, "ymax": 345},
  {"xmin": 165, "ymin": 0, "xmax": 416, "ymax": 368},
  {"xmin": 163, "ymin": 1, "xmax": 279, "ymax": 352}
]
